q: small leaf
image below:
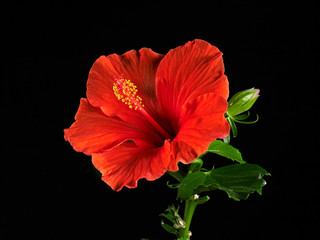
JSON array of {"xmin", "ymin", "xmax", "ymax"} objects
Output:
[
  {"xmin": 159, "ymin": 213, "xmax": 176, "ymax": 224},
  {"xmin": 233, "ymin": 114, "xmax": 259, "ymax": 124},
  {"xmin": 233, "ymin": 111, "xmax": 251, "ymax": 120},
  {"xmin": 227, "ymin": 117, "xmax": 238, "ymax": 137},
  {"xmin": 166, "ymin": 181, "xmax": 180, "ymax": 189},
  {"xmin": 207, "ymin": 140, "xmax": 245, "ymax": 164},
  {"xmin": 177, "ymin": 172, "xmax": 207, "ymax": 201},
  {"xmin": 223, "ymin": 134, "xmax": 230, "ymax": 144},
  {"xmin": 188, "ymin": 158, "xmax": 203, "ymax": 172},
  {"xmin": 167, "ymin": 169, "xmax": 187, "ymax": 182},
  {"xmin": 194, "ymin": 195, "xmax": 210, "ymax": 205},
  {"xmin": 161, "ymin": 220, "xmax": 178, "ymax": 235}
]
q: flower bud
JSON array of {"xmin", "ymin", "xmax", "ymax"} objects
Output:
[{"xmin": 227, "ymin": 88, "xmax": 260, "ymax": 116}]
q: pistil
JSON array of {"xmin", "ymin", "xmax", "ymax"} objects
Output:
[{"xmin": 113, "ymin": 74, "xmax": 171, "ymax": 140}]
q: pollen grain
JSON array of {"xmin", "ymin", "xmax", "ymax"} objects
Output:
[{"xmin": 113, "ymin": 74, "xmax": 144, "ymax": 111}]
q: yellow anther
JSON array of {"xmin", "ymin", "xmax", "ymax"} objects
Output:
[{"xmin": 113, "ymin": 74, "xmax": 144, "ymax": 111}]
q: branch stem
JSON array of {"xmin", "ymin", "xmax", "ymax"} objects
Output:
[{"xmin": 178, "ymin": 196, "xmax": 198, "ymax": 240}]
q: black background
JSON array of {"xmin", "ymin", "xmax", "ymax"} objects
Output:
[{"xmin": 2, "ymin": 1, "xmax": 319, "ymax": 239}]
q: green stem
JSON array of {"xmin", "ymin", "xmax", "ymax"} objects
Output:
[{"xmin": 179, "ymin": 196, "xmax": 198, "ymax": 240}]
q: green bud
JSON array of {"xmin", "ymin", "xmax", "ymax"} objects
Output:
[{"xmin": 227, "ymin": 88, "xmax": 260, "ymax": 117}]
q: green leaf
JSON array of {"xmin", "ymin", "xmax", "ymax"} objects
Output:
[
  {"xmin": 233, "ymin": 111, "xmax": 251, "ymax": 120},
  {"xmin": 167, "ymin": 169, "xmax": 187, "ymax": 182},
  {"xmin": 227, "ymin": 117, "xmax": 238, "ymax": 137},
  {"xmin": 188, "ymin": 158, "xmax": 203, "ymax": 172},
  {"xmin": 166, "ymin": 181, "xmax": 180, "ymax": 189},
  {"xmin": 177, "ymin": 172, "xmax": 208, "ymax": 201},
  {"xmin": 193, "ymin": 195, "xmax": 210, "ymax": 205},
  {"xmin": 177, "ymin": 164, "xmax": 270, "ymax": 201},
  {"xmin": 233, "ymin": 114, "xmax": 259, "ymax": 124},
  {"xmin": 161, "ymin": 220, "xmax": 178, "ymax": 235},
  {"xmin": 223, "ymin": 134, "xmax": 230, "ymax": 144},
  {"xmin": 159, "ymin": 212, "xmax": 176, "ymax": 224},
  {"xmin": 206, "ymin": 140, "xmax": 245, "ymax": 164},
  {"xmin": 205, "ymin": 164, "xmax": 270, "ymax": 201}
]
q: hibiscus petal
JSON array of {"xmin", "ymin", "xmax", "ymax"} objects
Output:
[
  {"xmin": 86, "ymin": 48, "xmax": 164, "ymax": 125},
  {"xmin": 91, "ymin": 140, "xmax": 171, "ymax": 191},
  {"xmin": 64, "ymin": 98, "xmax": 162, "ymax": 155},
  {"xmin": 156, "ymin": 39, "xmax": 229, "ymax": 127},
  {"xmin": 170, "ymin": 93, "xmax": 230, "ymax": 167}
]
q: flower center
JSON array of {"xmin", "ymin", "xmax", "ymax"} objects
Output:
[
  {"xmin": 113, "ymin": 74, "xmax": 171, "ymax": 140},
  {"xmin": 113, "ymin": 74, "xmax": 145, "ymax": 111}
]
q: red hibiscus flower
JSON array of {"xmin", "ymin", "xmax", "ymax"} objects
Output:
[{"xmin": 64, "ymin": 39, "xmax": 230, "ymax": 191}]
